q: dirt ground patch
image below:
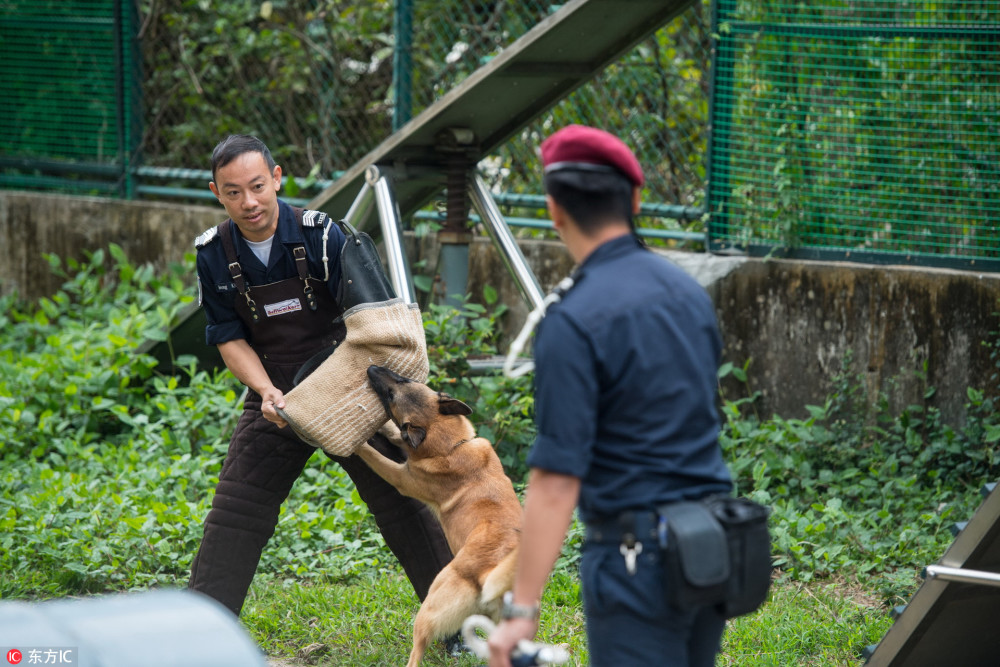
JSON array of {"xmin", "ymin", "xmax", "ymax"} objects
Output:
[{"xmin": 267, "ymin": 659, "xmax": 301, "ymax": 667}]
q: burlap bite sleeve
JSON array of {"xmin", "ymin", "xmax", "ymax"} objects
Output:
[{"xmin": 277, "ymin": 297, "xmax": 429, "ymax": 457}]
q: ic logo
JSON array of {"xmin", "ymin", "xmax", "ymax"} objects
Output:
[{"xmin": 6, "ymin": 649, "xmax": 21, "ymax": 665}]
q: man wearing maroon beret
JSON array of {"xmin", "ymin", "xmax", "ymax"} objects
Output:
[{"xmin": 489, "ymin": 125, "xmax": 733, "ymax": 666}]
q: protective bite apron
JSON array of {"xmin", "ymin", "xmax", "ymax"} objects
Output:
[
  {"xmin": 218, "ymin": 214, "xmax": 345, "ymax": 377},
  {"xmin": 190, "ymin": 214, "xmax": 452, "ymax": 616}
]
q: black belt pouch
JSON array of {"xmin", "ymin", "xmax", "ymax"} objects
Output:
[{"xmin": 659, "ymin": 496, "xmax": 772, "ymax": 618}]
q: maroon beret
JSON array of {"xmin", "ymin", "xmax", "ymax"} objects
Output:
[{"xmin": 540, "ymin": 124, "xmax": 644, "ymax": 187}]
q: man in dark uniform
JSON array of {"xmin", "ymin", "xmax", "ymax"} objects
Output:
[
  {"xmin": 488, "ymin": 125, "xmax": 733, "ymax": 666},
  {"xmin": 188, "ymin": 134, "xmax": 453, "ymax": 617}
]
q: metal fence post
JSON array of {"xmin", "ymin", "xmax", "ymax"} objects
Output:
[
  {"xmin": 705, "ymin": 0, "xmax": 735, "ymax": 253},
  {"xmin": 114, "ymin": 0, "xmax": 141, "ymax": 199},
  {"xmin": 393, "ymin": 0, "xmax": 414, "ymax": 132}
]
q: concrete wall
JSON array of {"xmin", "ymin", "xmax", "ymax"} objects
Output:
[
  {"xmin": 0, "ymin": 192, "xmax": 221, "ymax": 299},
  {"xmin": 465, "ymin": 241, "xmax": 1000, "ymax": 423},
  {"xmin": 702, "ymin": 257, "xmax": 999, "ymax": 421},
  {"xmin": 3, "ymin": 190, "xmax": 997, "ymax": 422}
]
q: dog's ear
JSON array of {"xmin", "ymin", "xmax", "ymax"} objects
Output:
[
  {"xmin": 438, "ymin": 393, "xmax": 473, "ymax": 416},
  {"xmin": 399, "ymin": 422, "xmax": 427, "ymax": 449}
]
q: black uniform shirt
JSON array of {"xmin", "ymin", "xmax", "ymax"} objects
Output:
[
  {"xmin": 195, "ymin": 199, "xmax": 345, "ymax": 346},
  {"xmin": 526, "ymin": 234, "xmax": 733, "ymax": 523}
]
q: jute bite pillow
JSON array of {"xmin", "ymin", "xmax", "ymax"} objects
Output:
[{"xmin": 277, "ymin": 297, "xmax": 429, "ymax": 457}]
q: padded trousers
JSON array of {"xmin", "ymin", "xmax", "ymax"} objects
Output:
[{"xmin": 188, "ymin": 369, "xmax": 453, "ymax": 616}]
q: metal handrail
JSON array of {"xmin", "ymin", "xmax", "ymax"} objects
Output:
[
  {"xmin": 367, "ymin": 166, "xmax": 417, "ymax": 304},
  {"xmin": 923, "ymin": 564, "xmax": 1000, "ymax": 589},
  {"xmin": 468, "ymin": 174, "xmax": 545, "ymax": 312}
]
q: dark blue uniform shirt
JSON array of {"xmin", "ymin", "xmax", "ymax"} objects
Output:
[
  {"xmin": 527, "ymin": 235, "xmax": 733, "ymax": 523},
  {"xmin": 195, "ymin": 199, "xmax": 346, "ymax": 346}
]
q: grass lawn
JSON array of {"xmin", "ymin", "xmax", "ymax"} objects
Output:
[
  {"xmin": 242, "ymin": 570, "xmax": 895, "ymax": 666},
  {"xmin": 3, "ymin": 255, "xmax": 986, "ymax": 667}
]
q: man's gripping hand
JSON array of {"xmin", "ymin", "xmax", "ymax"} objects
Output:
[{"xmin": 261, "ymin": 388, "xmax": 287, "ymax": 428}]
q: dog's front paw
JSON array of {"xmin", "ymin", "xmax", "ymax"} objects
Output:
[{"xmin": 377, "ymin": 420, "xmax": 405, "ymax": 448}]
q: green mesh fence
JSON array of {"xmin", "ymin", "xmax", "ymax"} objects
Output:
[
  {"xmin": 483, "ymin": 6, "xmax": 712, "ymax": 221},
  {"xmin": 0, "ymin": 0, "xmax": 141, "ymax": 196},
  {"xmin": 5, "ymin": 2, "xmax": 998, "ymax": 264},
  {"xmin": 708, "ymin": 1, "xmax": 1000, "ymax": 269},
  {"xmin": 0, "ymin": 0, "xmax": 711, "ymax": 238},
  {"xmin": 138, "ymin": 0, "xmax": 711, "ymax": 230}
]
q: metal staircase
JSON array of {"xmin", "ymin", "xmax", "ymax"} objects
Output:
[
  {"xmin": 148, "ymin": 0, "xmax": 697, "ymax": 373},
  {"xmin": 310, "ymin": 0, "xmax": 697, "ymax": 314},
  {"xmin": 309, "ymin": 0, "xmax": 696, "ymax": 222}
]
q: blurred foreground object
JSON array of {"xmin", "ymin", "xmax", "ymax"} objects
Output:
[{"xmin": 0, "ymin": 589, "xmax": 266, "ymax": 667}]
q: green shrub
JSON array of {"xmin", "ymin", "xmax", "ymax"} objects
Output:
[
  {"xmin": 720, "ymin": 354, "xmax": 999, "ymax": 603},
  {"xmin": 422, "ymin": 289, "xmax": 535, "ymax": 481},
  {"xmin": 2, "ymin": 245, "xmax": 997, "ymax": 615},
  {"xmin": 0, "ymin": 248, "xmax": 379, "ymax": 596}
]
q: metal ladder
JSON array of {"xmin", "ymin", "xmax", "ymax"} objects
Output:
[{"xmin": 344, "ymin": 164, "xmax": 545, "ymax": 314}]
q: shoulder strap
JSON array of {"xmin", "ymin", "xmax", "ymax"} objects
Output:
[
  {"xmin": 217, "ymin": 220, "xmax": 249, "ymax": 296},
  {"xmin": 290, "ymin": 208, "xmax": 309, "ymax": 282},
  {"xmin": 290, "ymin": 206, "xmax": 320, "ymax": 311}
]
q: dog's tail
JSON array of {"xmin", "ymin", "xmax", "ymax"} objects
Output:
[{"xmin": 480, "ymin": 547, "xmax": 519, "ymax": 608}]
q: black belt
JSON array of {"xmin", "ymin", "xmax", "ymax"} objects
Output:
[
  {"xmin": 585, "ymin": 510, "xmax": 662, "ymax": 546},
  {"xmin": 584, "ymin": 494, "xmax": 726, "ymax": 546},
  {"xmin": 584, "ymin": 510, "xmax": 667, "ymax": 575}
]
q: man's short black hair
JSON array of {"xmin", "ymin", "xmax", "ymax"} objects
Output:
[
  {"xmin": 211, "ymin": 135, "xmax": 277, "ymax": 181},
  {"xmin": 543, "ymin": 168, "xmax": 635, "ymax": 234}
]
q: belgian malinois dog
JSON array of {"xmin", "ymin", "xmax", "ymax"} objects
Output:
[{"xmin": 357, "ymin": 365, "xmax": 522, "ymax": 667}]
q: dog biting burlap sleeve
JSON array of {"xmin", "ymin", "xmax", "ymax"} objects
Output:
[
  {"xmin": 276, "ymin": 215, "xmax": 429, "ymax": 457},
  {"xmin": 277, "ymin": 298, "xmax": 429, "ymax": 457}
]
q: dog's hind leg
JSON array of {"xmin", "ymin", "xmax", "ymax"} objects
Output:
[{"xmin": 406, "ymin": 567, "xmax": 480, "ymax": 667}]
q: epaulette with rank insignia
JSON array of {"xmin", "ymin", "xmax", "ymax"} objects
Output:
[
  {"xmin": 194, "ymin": 225, "xmax": 220, "ymax": 249},
  {"xmin": 300, "ymin": 209, "xmax": 329, "ymax": 227}
]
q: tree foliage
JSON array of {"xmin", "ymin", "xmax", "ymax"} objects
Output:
[
  {"xmin": 140, "ymin": 0, "xmax": 397, "ymax": 176},
  {"xmin": 135, "ymin": 0, "xmax": 713, "ymax": 213}
]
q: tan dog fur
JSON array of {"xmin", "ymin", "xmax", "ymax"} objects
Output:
[{"xmin": 356, "ymin": 365, "xmax": 522, "ymax": 667}]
